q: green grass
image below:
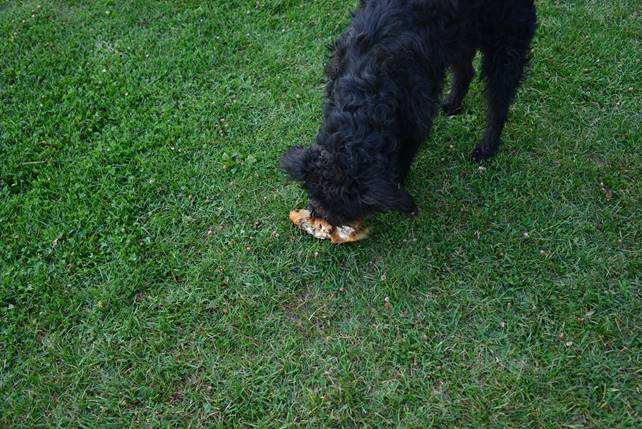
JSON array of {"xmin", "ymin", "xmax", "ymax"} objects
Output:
[{"xmin": 1, "ymin": 0, "xmax": 640, "ymax": 427}]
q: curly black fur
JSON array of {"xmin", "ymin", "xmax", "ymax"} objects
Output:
[{"xmin": 281, "ymin": 0, "xmax": 536, "ymax": 226}]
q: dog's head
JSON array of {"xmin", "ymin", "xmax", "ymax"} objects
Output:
[{"xmin": 280, "ymin": 145, "xmax": 416, "ymax": 225}]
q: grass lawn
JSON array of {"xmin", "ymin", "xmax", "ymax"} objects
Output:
[{"xmin": 1, "ymin": 0, "xmax": 641, "ymax": 427}]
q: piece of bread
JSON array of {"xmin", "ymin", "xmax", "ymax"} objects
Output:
[
  {"xmin": 329, "ymin": 224, "xmax": 369, "ymax": 244},
  {"xmin": 289, "ymin": 209, "xmax": 369, "ymax": 244}
]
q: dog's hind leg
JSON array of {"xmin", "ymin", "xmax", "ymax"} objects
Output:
[
  {"xmin": 441, "ymin": 49, "xmax": 476, "ymax": 116},
  {"xmin": 474, "ymin": 20, "xmax": 535, "ymax": 162}
]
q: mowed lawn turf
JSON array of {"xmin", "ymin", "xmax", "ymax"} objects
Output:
[{"xmin": 1, "ymin": 0, "xmax": 640, "ymax": 427}]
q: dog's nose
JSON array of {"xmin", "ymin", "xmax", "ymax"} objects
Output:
[{"xmin": 308, "ymin": 201, "xmax": 324, "ymax": 219}]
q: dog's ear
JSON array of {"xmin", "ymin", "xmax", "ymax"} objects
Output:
[
  {"xmin": 362, "ymin": 180, "xmax": 418, "ymax": 215},
  {"xmin": 280, "ymin": 146, "xmax": 308, "ymax": 181}
]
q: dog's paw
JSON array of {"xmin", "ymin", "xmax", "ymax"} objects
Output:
[
  {"xmin": 441, "ymin": 100, "xmax": 463, "ymax": 117},
  {"xmin": 405, "ymin": 202, "xmax": 419, "ymax": 218},
  {"xmin": 471, "ymin": 142, "xmax": 499, "ymax": 163}
]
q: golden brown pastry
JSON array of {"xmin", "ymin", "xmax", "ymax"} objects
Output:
[{"xmin": 289, "ymin": 209, "xmax": 368, "ymax": 244}]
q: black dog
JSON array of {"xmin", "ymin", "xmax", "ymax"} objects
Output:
[{"xmin": 281, "ymin": 0, "xmax": 536, "ymax": 226}]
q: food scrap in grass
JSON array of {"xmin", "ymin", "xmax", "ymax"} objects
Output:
[{"xmin": 288, "ymin": 209, "xmax": 368, "ymax": 244}]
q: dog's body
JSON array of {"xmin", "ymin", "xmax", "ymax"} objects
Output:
[{"xmin": 282, "ymin": 0, "xmax": 537, "ymax": 226}]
